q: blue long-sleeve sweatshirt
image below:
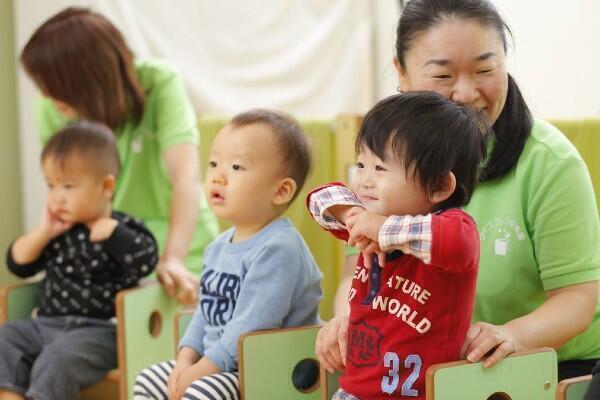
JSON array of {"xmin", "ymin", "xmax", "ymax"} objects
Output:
[{"xmin": 178, "ymin": 218, "xmax": 323, "ymax": 371}]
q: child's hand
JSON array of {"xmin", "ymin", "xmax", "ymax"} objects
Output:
[
  {"xmin": 328, "ymin": 205, "xmax": 365, "ymax": 224},
  {"xmin": 167, "ymin": 359, "xmax": 193, "ymax": 400},
  {"xmin": 347, "ymin": 211, "xmax": 388, "ymax": 269},
  {"xmin": 346, "ymin": 211, "xmax": 387, "ymax": 244},
  {"xmin": 88, "ymin": 218, "xmax": 119, "ymax": 242},
  {"xmin": 40, "ymin": 203, "xmax": 72, "ymax": 239},
  {"xmin": 172, "ymin": 358, "xmax": 221, "ymax": 399}
]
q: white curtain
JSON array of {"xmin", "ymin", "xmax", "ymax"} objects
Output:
[{"xmin": 86, "ymin": 0, "xmax": 400, "ymax": 116}]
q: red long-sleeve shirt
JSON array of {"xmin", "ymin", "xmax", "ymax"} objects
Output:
[{"xmin": 308, "ymin": 184, "xmax": 479, "ymax": 399}]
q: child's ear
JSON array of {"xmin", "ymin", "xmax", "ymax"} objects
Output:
[
  {"xmin": 430, "ymin": 171, "xmax": 456, "ymax": 204},
  {"xmin": 273, "ymin": 177, "xmax": 297, "ymax": 206},
  {"xmin": 101, "ymin": 174, "xmax": 117, "ymax": 199}
]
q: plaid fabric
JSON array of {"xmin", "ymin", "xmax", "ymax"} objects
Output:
[
  {"xmin": 332, "ymin": 389, "xmax": 361, "ymax": 400},
  {"xmin": 308, "ymin": 184, "xmax": 362, "ymax": 231},
  {"xmin": 378, "ymin": 214, "xmax": 433, "ymax": 264}
]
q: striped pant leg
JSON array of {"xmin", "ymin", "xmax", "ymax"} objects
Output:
[
  {"xmin": 133, "ymin": 360, "xmax": 175, "ymax": 400},
  {"xmin": 183, "ymin": 372, "xmax": 240, "ymax": 400}
]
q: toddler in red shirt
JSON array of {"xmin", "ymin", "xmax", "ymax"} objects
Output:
[{"xmin": 308, "ymin": 91, "xmax": 491, "ymax": 399}]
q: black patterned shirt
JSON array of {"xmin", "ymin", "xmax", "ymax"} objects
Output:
[{"xmin": 6, "ymin": 211, "xmax": 158, "ymax": 319}]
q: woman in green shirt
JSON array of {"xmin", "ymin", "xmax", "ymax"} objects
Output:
[
  {"xmin": 20, "ymin": 8, "xmax": 220, "ymax": 305},
  {"xmin": 317, "ymin": 0, "xmax": 600, "ymax": 384}
]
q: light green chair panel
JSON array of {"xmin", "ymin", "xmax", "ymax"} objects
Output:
[
  {"xmin": 426, "ymin": 348, "xmax": 557, "ymax": 400},
  {"xmin": 116, "ymin": 282, "xmax": 179, "ymax": 400},
  {"xmin": 198, "ymin": 116, "xmax": 342, "ymax": 320},
  {"xmin": 550, "ymin": 119, "xmax": 600, "ymax": 211},
  {"xmin": 0, "ymin": 281, "xmax": 41, "ymax": 323},
  {"xmin": 238, "ymin": 326, "xmax": 321, "ymax": 400}
]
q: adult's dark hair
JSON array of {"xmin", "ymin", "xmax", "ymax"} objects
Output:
[
  {"xmin": 231, "ymin": 109, "xmax": 312, "ymax": 203},
  {"xmin": 42, "ymin": 120, "xmax": 121, "ymax": 177},
  {"xmin": 21, "ymin": 7, "xmax": 145, "ymax": 130},
  {"xmin": 395, "ymin": 0, "xmax": 532, "ymax": 181},
  {"xmin": 356, "ymin": 91, "xmax": 490, "ymax": 211}
]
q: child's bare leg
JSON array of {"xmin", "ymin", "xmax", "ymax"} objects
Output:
[{"xmin": 0, "ymin": 390, "xmax": 26, "ymax": 400}]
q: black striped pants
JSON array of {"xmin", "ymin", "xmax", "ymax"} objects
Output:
[{"xmin": 133, "ymin": 360, "xmax": 240, "ymax": 400}]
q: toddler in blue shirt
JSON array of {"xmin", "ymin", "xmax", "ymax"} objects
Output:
[{"xmin": 134, "ymin": 110, "xmax": 323, "ymax": 400}]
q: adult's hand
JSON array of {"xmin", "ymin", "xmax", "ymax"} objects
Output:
[
  {"xmin": 316, "ymin": 315, "xmax": 350, "ymax": 373},
  {"xmin": 460, "ymin": 322, "xmax": 520, "ymax": 368},
  {"xmin": 156, "ymin": 257, "xmax": 198, "ymax": 305}
]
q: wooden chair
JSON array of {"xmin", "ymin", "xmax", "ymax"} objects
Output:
[
  {"xmin": 0, "ymin": 279, "xmax": 180, "ymax": 400},
  {"xmin": 556, "ymin": 374, "xmax": 593, "ymax": 400},
  {"xmin": 320, "ymin": 348, "xmax": 558, "ymax": 400},
  {"xmin": 238, "ymin": 325, "xmax": 321, "ymax": 400},
  {"xmin": 174, "ymin": 311, "xmax": 321, "ymax": 400}
]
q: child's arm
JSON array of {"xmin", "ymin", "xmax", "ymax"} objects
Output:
[
  {"xmin": 93, "ymin": 216, "xmax": 159, "ymax": 283},
  {"xmin": 8, "ymin": 204, "xmax": 70, "ymax": 277},
  {"xmin": 201, "ymin": 241, "xmax": 320, "ymax": 374},
  {"xmin": 307, "ymin": 183, "xmax": 364, "ymax": 239},
  {"xmin": 375, "ymin": 209, "xmax": 479, "ymax": 272}
]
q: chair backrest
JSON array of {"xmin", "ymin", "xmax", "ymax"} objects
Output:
[
  {"xmin": 237, "ymin": 325, "xmax": 321, "ymax": 400},
  {"xmin": 198, "ymin": 116, "xmax": 343, "ymax": 319},
  {"xmin": 550, "ymin": 119, "xmax": 600, "ymax": 211},
  {"xmin": 115, "ymin": 283, "xmax": 180, "ymax": 400},
  {"xmin": 556, "ymin": 375, "xmax": 592, "ymax": 400},
  {"xmin": 0, "ymin": 282, "xmax": 41, "ymax": 323},
  {"xmin": 174, "ymin": 309, "xmax": 195, "ymax": 353},
  {"xmin": 426, "ymin": 348, "xmax": 557, "ymax": 400}
]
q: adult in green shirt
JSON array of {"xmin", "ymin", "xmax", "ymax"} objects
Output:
[
  {"xmin": 19, "ymin": 8, "xmax": 220, "ymax": 305},
  {"xmin": 317, "ymin": 0, "xmax": 600, "ymax": 382}
]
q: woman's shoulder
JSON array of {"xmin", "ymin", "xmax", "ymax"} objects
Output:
[
  {"xmin": 524, "ymin": 118, "xmax": 582, "ymax": 162},
  {"xmin": 134, "ymin": 58, "xmax": 183, "ymax": 91}
]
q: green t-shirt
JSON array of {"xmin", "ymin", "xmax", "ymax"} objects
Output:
[
  {"xmin": 34, "ymin": 59, "xmax": 219, "ymax": 274},
  {"xmin": 465, "ymin": 119, "xmax": 600, "ymax": 362}
]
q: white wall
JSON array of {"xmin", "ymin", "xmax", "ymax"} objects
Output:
[
  {"xmin": 494, "ymin": 0, "xmax": 600, "ymax": 118},
  {"xmin": 14, "ymin": 0, "xmax": 600, "ymax": 229}
]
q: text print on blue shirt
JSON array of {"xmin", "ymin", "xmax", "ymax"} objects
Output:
[{"xmin": 200, "ymin": 269, "xmax": 241, "ymax": 326}]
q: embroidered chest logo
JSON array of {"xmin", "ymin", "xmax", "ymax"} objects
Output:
[
  {"xmin": 347, "ymin": 319, "xmax": 383, "ymax": 368},
  {"xmin": 480, "ymin": 217, "xmax": 526, "ymax": 256}
]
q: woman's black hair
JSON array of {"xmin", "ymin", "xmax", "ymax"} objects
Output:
[{"xmin": 395, "ymin": 0, "xmax": 532, "ymax": 181}]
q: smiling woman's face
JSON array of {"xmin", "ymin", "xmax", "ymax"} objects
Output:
[{"xmin": 395, "ymin": 19, "xmax": 508, "ymax": 124}]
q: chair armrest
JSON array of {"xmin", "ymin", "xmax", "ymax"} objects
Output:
[
  {"xmin": 557, "ymin": 374, "xmax": 592, "ymax": 400},
  {"xmin": 0, "ymin": 280, "xmax": 42, "ymax": 323},
  {"xmin": 115, "ymin": 280, "xmax": 180, "ymax": 400}
]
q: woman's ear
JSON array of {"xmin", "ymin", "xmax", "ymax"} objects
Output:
[
  {"xmin": 430, "ymin": 171, "xmax": 456, "ymax": 204},
  {"xmin": 273, "ymin": 177, "xmax": 297, "ymax": 206},
  {"xmin": 102, "ymin": 174, "xmax": 117, "ymax": 199},
  {"xmin": 393, "ymin": 57, "xmax": 409, "ymax": 93}
]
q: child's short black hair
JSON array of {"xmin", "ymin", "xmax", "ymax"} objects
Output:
[
  {"xmin": 356, "ymin": 91, "xmax": 490, "ymax": 211},
  {"xmin": 231, "ymin": 109, "xmax": 312, "ymax": 203},
  {"xmin": 41, "ymin": 120, "xmax": 120, "ymax": 177}
]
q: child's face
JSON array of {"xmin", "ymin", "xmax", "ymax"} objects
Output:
[
  {"xmin": 355, "ymin": 145, "xmax": 434, "ymax": 216},
  {"xmin": 205, "ymin": 123, "xmax": 287, "ymax": 227},
  {"xmin": 43, "ymin": 156, "xmax": 112, "ymax": 224}
]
